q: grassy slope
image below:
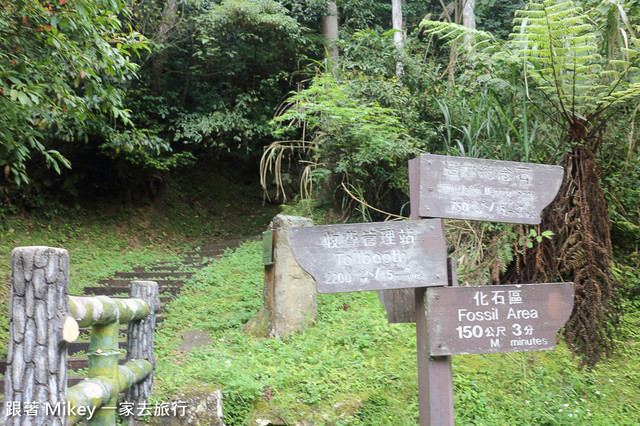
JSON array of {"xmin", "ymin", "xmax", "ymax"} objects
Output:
[
  {"xmin": 2, "ymin": 168, "xmax": 639, "ymax": 425},
  {"xmin": 0, "ymin": 164, "xmax": 279, "ymax": 358},
  {"xmin": 155, "ymin": 239, "xmax": 640, "ymax": 425}
]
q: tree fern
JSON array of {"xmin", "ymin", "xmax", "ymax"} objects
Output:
[
  {"xmin": 511, "ymin": 0, "xmax": 640, "ymax": 143},
  {"xmin": 421, "ymin": 0, "xmax": 639, "ymax": 366}
]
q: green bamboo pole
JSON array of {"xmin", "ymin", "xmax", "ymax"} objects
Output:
[
  {"xmin": 88, "ymin": 298, "xmax": 120, "ymax": 426},
  {"xmin": 69, "ymin": 295, "xmax": 148, "ymax": 327},
  {"xmin": 67, "ymin": 359, "xmax": 152, "ymax": 425},
  {"xmin": 66, "ymin": 293, "xmax": 152, "ymax": 424}
]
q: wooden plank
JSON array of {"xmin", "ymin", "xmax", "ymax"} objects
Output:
[
  {"xmin": 416, "ymin": 154, "xmax": 563, "ymax": 224},
  {"xmin": 427, "ymin": 282, "xmax": 574, "ymax": 356},
  {"xmin": 377, "ymin": 288, "xmax": 416, "ymax": 323},
  {"xmin": 289, "ymin": 220, "xmax": 448, "ymax": 293},
  {"xmin": 378, "ymin": 157, "xmax": 424, "ymax": 323},
  {"xmin": 416, "ymin": 258, "xmax": 457, "ymax": 426}
]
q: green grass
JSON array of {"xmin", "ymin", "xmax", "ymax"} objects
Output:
[
  {"xmin": 0, "ymin": 165, "xmax": 279, "ymax": 358},
  {"xmin": 153, "ymin": 240, "xmax": 640, "ymax": 425},
  {"xmin": 2, "ymin": 167, "xmax": 639, "ymax": 424}
]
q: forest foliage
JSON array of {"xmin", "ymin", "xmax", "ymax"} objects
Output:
[{"xmin": 1, "ymin": 0, "xmax": 640, "ymax": 366}]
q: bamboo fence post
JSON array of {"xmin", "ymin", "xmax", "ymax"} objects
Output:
[
  {"xmin": 87, "ymin": 296, "xmax": 121, "ymax": 426},
  {"xmin": 2, "ymin": 246, "xmax": 72, "ymax": 426},
  {"xmin": 125, "ymin": 281, "xmax": 160, "ymax": 419}
]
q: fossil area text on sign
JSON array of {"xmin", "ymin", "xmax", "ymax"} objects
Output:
[
  {"xmin": 427, "ymin": 283, "xmax": 574, "ymax": 356},
  {"xmin": 289, "ymin": 220, "xmax": 448, "ymax": 293},
  {"xmin": 414, "ymin": 154, "xmax": 564, "ymax": 224}
]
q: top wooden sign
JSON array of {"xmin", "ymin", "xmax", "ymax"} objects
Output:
[{"xmin": 412, "ymin": 154, "xmax": 563, "ymax": 224}]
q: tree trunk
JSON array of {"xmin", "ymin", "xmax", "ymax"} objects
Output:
[
  {"xmin": 462, "ymin": 0, "xmax": 476, "ymax": 51},
  {"xmin": 504, "ymin": 146, "xmax": 620, "ymax": 366},
  {"xmin": 321, "ymin": 1, "xmax": 339, "ymax": 74},
  {"xmin": 392, "ymin": 0, "xmax": 403, "ymax": 75},
  {"xmin": 151, "ymin": 0, "xmax": 179, "ymax": 92}
]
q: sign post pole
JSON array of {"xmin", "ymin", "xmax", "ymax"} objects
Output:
[
  {"xmin": 416, "ymin": 257, "xmax": 457, "ymax": 425},
  {"xmin": 409, "ymin": 156, "xmax": 454, "ymax": 425},
  {"xmin": 287, "ymin": 154, "xmax": 572, "ymax": 425}
]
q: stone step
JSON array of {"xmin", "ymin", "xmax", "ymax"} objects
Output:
[
  {"xmin": 141, "ymin": 263, "xmax": 208, "ymax": 272},
  {"xmin": 114, "ymin": 271, "xmax": 194, "ymax": 279},
  {"xmin": 84, "ymin": 286, "xmax": 182, "ymax": 297},
  {"xmin": 97, "ymin": 279, "xmax": 186, "ymax": 287}
]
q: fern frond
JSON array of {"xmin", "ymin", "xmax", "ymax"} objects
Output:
[
  {"xmin": 510, "ymin": 0, "xmax": 640, "ymax": 126},
  {"xmin": 419, "ymin": 19, "xmax": 507, "ymax": 56}
]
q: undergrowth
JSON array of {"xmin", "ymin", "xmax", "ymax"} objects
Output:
[
  {"xmin": 0, "ymin": 164, "xmax": 278, "ymax": 358},
  {"xmin": 154, "ymin": 240, "xmax": 640, "ymax": 425}
]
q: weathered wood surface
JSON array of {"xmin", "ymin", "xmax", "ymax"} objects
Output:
[
  {"xmin": 427, "ymin": 282, "xmax": 574, "ymax": 356},
  {"xmin": 414, "ymin": 154, "xmax": 564, "ymax": 224},
  {"xmin": 289, "ymin": 220, "xmax": 448, "ymax": 293},
  {"xmin": 377, "ymin": 161, "xmax": 433, "ymax": 323},
  {"xmin": 416, "ymin": 258, "xmax": 458, "ymax": 426},
  {"xmin": 2, "ymin": 246, "xmax": 70, "ymax": 426}
]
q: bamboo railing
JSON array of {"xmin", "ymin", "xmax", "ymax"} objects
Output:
[{"xmin": 2, "ymin": 246, "xmax": 160, "ymax": 425}]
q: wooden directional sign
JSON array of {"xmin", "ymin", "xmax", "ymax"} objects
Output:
[
  {"xmin": 413, "ymin": 154, "xmax": 564, "ymax": 224},
  {"xmin": 427, "ymin": 283, "xmax": 574, "ymax": 356},
  {"xmin": 289, "ymin": 220, "xmax": 448, "ymax": 294}
]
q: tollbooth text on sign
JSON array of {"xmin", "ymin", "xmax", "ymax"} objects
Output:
[
  {"xmin": 427, "ymin": 283, "xmax": 574, "ymax": 356},
  {"xmin": 289, "ymin": 220, "xmax": 448, "ymax": 293},
  {"xmin": 413, "ymin": 154, "xmax": 564, "ymax": 224}
]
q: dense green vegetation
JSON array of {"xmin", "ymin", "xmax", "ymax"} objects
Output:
[
  {"xmin": 1, "ymin": 0, "xmax": 640, "ymax": 423},
  {"xmin": 0, "ymin": 163, "xmax": 279, "ymax": 357},
  {"xmin": 154, "ymin": 239, "xmax": 640, "ymax": 424},
  {"xmin": 2, "ymin": 194, "xmax": 637, "ymax": 423}
]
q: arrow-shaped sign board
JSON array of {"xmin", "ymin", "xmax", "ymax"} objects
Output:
[
  {"xmin": 414, "ymin": 154, "xmax": 564, "ymax": 224},
  {"xmin": 289, "ymin": 220, "xmax": 448, "ymax": 294},
  {"xmin": 427, "ymin": 283, "xmax": 574, "ymax": 356}
]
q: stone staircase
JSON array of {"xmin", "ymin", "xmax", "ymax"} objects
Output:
[{"xmin": 0, "ymin": 237, "xmax": 245, "ymax": 398}]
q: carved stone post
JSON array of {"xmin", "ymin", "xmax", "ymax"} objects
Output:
[
  {"xmin": 245, "ymin": 215, "xmax": 317, "ymax": 338},
  {"xmin": 125, "ymin": 281, "xmax": 160, "ymax": 419},
  {"xmin": 3, "ymin": 246, "xmax": 71, "ymax": 425}
]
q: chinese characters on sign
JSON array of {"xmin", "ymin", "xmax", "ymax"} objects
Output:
[
  {"xmin": 289, "ymin": 220, "xmax": 448, "ymax": 293},
  {"xmin": 427, "ymin": 283, "xmax": 574, "ymax": 356},
  {"xmin": 413, "ymin": 154, "xmax": 564, "ymax": 224}
]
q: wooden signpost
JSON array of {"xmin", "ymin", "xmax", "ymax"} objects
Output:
[
  {"xmin": 413, "ymin": 154, "xmax": 563, "ymax": 224},
  {"xmin": 427, "ymin": 283, "xmax": 574, "ymax": 356},
  {"xmin": 289, "ymin": 220, "xmax": 447, "ymax": 293},
  {"xmin": 288, "ymin": 153, "xmax": 574, "ymax": 425}
]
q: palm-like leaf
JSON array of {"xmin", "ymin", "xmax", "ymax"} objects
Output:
[{"xmin": 511, "ymin": 0, "xmax": 640, "ymax": 136}]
